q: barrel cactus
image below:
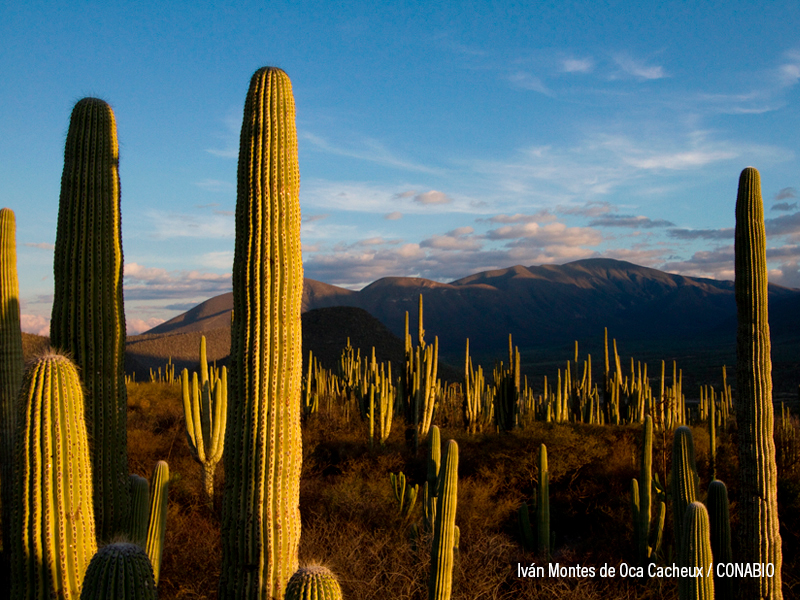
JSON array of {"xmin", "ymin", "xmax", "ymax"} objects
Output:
[
  {"xmin": 284, "ymin": 565, "xmax": 343, "ymax": 600},
  {"xmin": 10, "ymin": 351, "xmax": 97, "ymax": 599},
  {"xmin": 50, "ymin": 96, "xmax": 129, "ymax": 542},
  {"xmin": 219, "ymin": 67, "xmax": 303, "ymax": 599},
  {"xmin": 734, "ymin": 166, "xmax": 783, "ymax": 599},
  {"xmin": 80, "ymin": 542, "xmax": 157, "ymax": 600}
]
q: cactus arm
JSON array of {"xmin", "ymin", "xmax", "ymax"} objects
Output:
[{"xmin": 145, "ymin": 460, "xmax": 169, "ymax": 586}]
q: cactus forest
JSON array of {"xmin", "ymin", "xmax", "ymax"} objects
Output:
[{"xmin": 1, "ymin": 67, "xmax": 800, "ymax": 600}]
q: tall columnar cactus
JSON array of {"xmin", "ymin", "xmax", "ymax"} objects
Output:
[
  {"xmin": 678, "ymin": 502, "xmax": 714, "ymax": 600},
  {"xmin": 671, "ymin": 426, "xmax": 699, "ymax": 555},
  {"xmin": 50, "ymin": 97, "xmax": 129, "ymax": 542},
  {"xmin": 0, "ymin": 207, "xmax": 24, "ymax": 562},
  {"xmin": 423, "ymin": 425, "xmax": 441, "ymax": 532},
  {"xmin": 734, "ymin": 166, "xmax": 783, "ymax": 599},
  {"xmin": 80, "ymin": 542, "xmax": 158, "ymax": 600},
  {"xmin": 283, "ymin": 565, "xmax": 343, "ymax": 600},
  {"xmin": 220, "ymin": 66, "xmax": 303, "ymax": 600},
  {"xmin": 429, "ymin": 439, "xmax": 458, "ymax": 600},
  {"xmin": 10, "ymin": 351, "xmax": 97, "ymax": 599}
]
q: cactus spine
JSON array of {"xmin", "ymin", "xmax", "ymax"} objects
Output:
[
  {"xmin": 80, "ymin": 542, "xmax": 157, "ymax": 600},
  {"xmin": 734, "ymin": 166, "xmax": 782, "ymax": 599},
  {"xmin": 220, "ymin": 67, "xmax": 303, "ymax": 600},
  {"xmin": 284, "ymin": 565, "xmax": 343, "ymax": 600},
  {"xmin": 10, "ymin": 351, "xmax": 97, "ymax": 599},
  {"xmin": 428, "ymin": 439, "xmax": 458, "ymax": 600},
  {"xmin": 50, "ymin": 97, "xmax": 129, "ymax": 542},
  {"xmin": 678, "ymin": 501, "xmax": 714, "ymax": 600},
  {"xmin": 0, "ymin": 207, "xmax": 24, "ymax": 563}
]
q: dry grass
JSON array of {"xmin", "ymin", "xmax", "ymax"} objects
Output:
[{"xmin": 67, "ymin": 381, "xmax": 800, "ymax": 599}]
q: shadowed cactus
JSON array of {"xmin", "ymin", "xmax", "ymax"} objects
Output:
[
  {"xmin": 10, "ymin": 351, "xmax": 97, "ymax": 599},
  {"xmin": 219, "ymin": 66, "xmax": 303, "ymax": 600},
  {"xmin": 671, "ymin": 426, "xmax": 699, "ymax": 556},
  {"xmin": 284, "ymin": 565, "xmax": 343, "ymax": 600},
  {"xmin": 734, "ymin": 166, "xmax": 782, "ymax": 599},
  {"xmin": 0, "ymin": 207, "xmax": 24, "ymax": 567},
  {"xmin": 50, "ymin": 97, "xmax": 129, "ymax": 542}
]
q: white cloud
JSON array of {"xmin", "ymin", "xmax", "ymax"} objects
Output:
[
  {"xmin": 127, "ymin": 317, "xmax": 165, "ymax": 336},
  {"xmin": 124, "ymin": 262, "xmax": 231, "ymax": 300},
  {"xmin": 20, "ymin": 314, "xmax": 49, "ymax": 336}
]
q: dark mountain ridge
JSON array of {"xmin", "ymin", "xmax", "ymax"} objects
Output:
[{"xmin": 145, "ymin": 258, "xmax": 800, "ymax": 359}]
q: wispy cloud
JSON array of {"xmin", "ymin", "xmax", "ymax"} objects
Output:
[
  {"xmin": 144, "ymin": 209, "xmax": 234, "ymax": 240},
  {"xmin": 301, "ymin": 132, "xmax": 442, "ymax": 174},
  {"xmin": 775, "ymin": 187, "xmax": 797, "ymax": 200},
  {"xmin": 304, "ymin": 214, "xmax": 330, "ymax": 223},
  {"xmin": 384, "ymin": 212, "xmax": 403, "ymax": 220},
  {"xmin": 612, "ymin": 54, "xmax": 668, "ymax": 80},
  {"xmin": 589, "ymin": 214, "xmax": 675, "ymax": 228},
  {"xmin": 24, "ymin": 242, "xmax": 55, "ymax": 250},
  {"xmin": 561, "ymin": 57, "xmax": 594, "ymax": 73},
  {"xmin": 772, "ymin": 202, "xmax": 797, "ymax": 212},
  {"xmin": 668, "ymin": 228, "xmax": 734, "ymax": 240},
  {"xmin": 507, "ymin": 71, "xmax": 552, "ymax": 95},
  {"xmin": 778, "ymin": 50, "xmax": 800, "ymax": 87},
  {"xmin": 195, "ymin": 179, "xmax": 234, "ymax": 193},
  {"xmin": 482, "ymin": 211, "xmax": 556, "ymax": 224}
]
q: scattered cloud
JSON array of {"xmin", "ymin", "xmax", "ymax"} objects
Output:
[
  {"xmin": 483, "ymin": 211, "xmax": 556, "ymax": 224},
  {"xmin": 486, "ymin": 221, "xmax": 602, "ymax": 247},
  {"xmin": 413, "ymin": 190, "xmax": 453, "ymax": 205},
  {"xmin": 420, "ymin": 227, "xmax": 480, "ymax": 251},
  {"xmin": 384, "ymin": 212, "xmax": 403, "ymax": 220},
  {"xmin": 668, "ymin": 227, "xmax": 734, "ymax": 240},
  {"xmin": 24, "ymin": 242, "xmax": 55, "ymax": 250},
  {"xmin": 393, "ymin": 190, "xmax": 416, "ymax": 199},
  {"xmin": 775, "ymin": 187, "xmax": 797, "ymax": 200},
  {"xmin": 304, "ymin": 214, "xmax": 330, "ymax": 223},
  {"xmin": 123, "ymin": 262, "xmax": 232, "ymax": 300},
  {"xmin": 589, "ymin": 214, "xmax": 675, "ymax": 228},
  {"xmin": 772, "ymin": 202, "xmax": 797, "ymax": 212}
]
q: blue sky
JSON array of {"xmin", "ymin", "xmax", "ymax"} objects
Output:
[{"xmin": 2, "ymin": 1, "xmax": 800, "ymax": 335}]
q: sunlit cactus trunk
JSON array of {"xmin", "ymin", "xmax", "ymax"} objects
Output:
[
  {"xmin": 734, "ymin": 166, "xmax": 782, "ymax": 599},
  {"xmin": 0, "ymin": 207, "xmax": 24, "ymax": 565},
  {"xmin": 50, "ymin": 97, "xmax": 129, "ymax": 542},
  {"xmin": 10, "ymin": 351, "xmax": 97, "ymax": 599},
  {"xmin": 220, "ymin": 67, "xmax": 303, "ymax": 600}
]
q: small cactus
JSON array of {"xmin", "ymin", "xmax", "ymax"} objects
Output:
[
  {"xmin": 678, "ymin": 502, "xmax": 714, "ymax": 600},
  {"xmin": 284, "ymin": 565, "xmax": 343, "ymax": 600}
]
